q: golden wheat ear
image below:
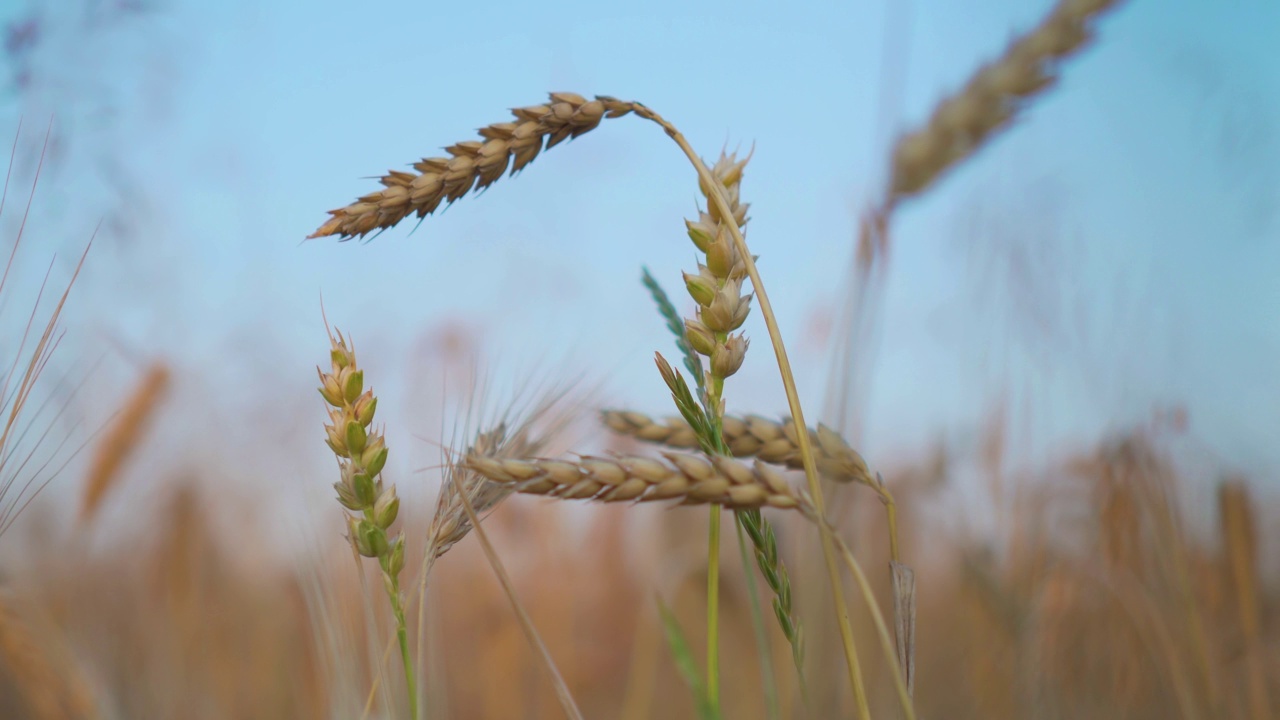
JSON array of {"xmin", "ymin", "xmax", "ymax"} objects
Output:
[
  {"xmin": 309, "ymin": 93, "xmax": 637, "ymax": 240},
  {"xmin": 601, "ymin": 409, "xmax": 875, "ymax": 486},
  {"xmin": 461, "ymin": 452, "xmax": 814, "ymax": 513},
  {"xmin": 888, "ymin": 0, "xmax": 1124, "ymax": 206}
]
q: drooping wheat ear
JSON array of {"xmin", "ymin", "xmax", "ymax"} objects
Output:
[
  {"xmin": 602, "ymin": 409, "xmax": 873, "ymax": 486},
  {"xmin": 79, "ymin": 363, "xmax": 169, "ymax": 526},
  {"xmin": 461, "ymin": 452, "xmax": 814, "ymax": 514},
  {"xmin": 309, "ymin": 92, "xmax": 641, "ymax": 239},
  {"xmin": 316, "ymin": 328, "xmax": 416, "ymax": 719},
  {"xmin": 888, "ymin": 0, "xmax": 1124, "ymax": 205}
]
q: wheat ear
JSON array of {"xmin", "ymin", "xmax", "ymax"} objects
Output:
[
  {"xmin": 602, "ymin": 410, "xmax": 874, "ymax": 485},
  {"xmin": 888, "ymin": 0, "xmax": 1124, "ymax": 205},
  {"xmin": 317, "ymin": 328, "xmax": 416, "ymax": 719},
  {"xmin": 462, "ymin": 452, "xmax": 814, "ymax": 513},
  {"xmin": 604, "ymin": 408, "xmax": 906, "ymax": 562},
  {"xmin": 310, "ymin": 93, "xmax": 637, "ymax": 239},
  {"xmin": 78, "ymin": 363, "xmax": 169, "ymax": 525}
]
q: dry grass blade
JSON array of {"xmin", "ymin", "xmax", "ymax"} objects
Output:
[
  {"xmin": 462, "ymin": 452, "xmax": 814, "ymax": 513},
  {"xmin": 602, "ymin": 409, "xmax": 873, "ymax": 486},
  {"xmin": 309, "ymin": 93, "xmax": 639, "ymax": 240},
  {"xmin": 888, "ymin": 0, "xmax": 1125, "ymax": 205},
  {"xmin": 78, "ymin": 362, "xmax": 169, "ymax": 526}
]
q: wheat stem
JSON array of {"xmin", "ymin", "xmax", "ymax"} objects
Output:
[
  {"xmin": 706, "ymin": 508, "xmax": 721, "ymax": 708},
  {"xmin": 450, "ymin": 455, "xmax": 585, "ymax": 720},
  {"xmin": 636, "ymin": 111, "xmax": 871, "ymax": 718},
  {"xmin": 831, "ymin": 533, "xmax": 917, "ymax": 720},
  {"xmin": 735, "ymin": 514, "xmax": 782, "ymax": 720}
]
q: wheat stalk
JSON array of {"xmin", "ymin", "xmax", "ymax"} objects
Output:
[{"xmin": 442, "ymin": 439, "xmax": 585, "ymax": 720}]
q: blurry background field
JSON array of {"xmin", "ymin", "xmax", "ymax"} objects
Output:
[{"xmin": 0, "ymin": 0, "xmax": 1276, "ymax": 718}]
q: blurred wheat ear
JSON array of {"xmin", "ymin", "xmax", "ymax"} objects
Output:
[
  {"xmin": 78, "ymin": 363, "xmax": 170, "ymax": 526},
  {"xmin": 887, "ymin": 0, "xmax": 1125, "ymax": 207},
  {"xmin": 0, "ymin": 591, "xmax": 98, "ymax": 720}
]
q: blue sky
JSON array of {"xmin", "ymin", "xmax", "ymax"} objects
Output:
[{"xmin": 2, "ymin": 0, "xmax": 1277, "ymax": 513}]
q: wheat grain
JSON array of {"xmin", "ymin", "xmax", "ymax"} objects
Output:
[
  {"xmin": 461, "ymin": 452, "xmax": 812, "ymax": 513},
  {"xmin": 601, "ymin": 410, "xmax": 874, "ymax": 486}
]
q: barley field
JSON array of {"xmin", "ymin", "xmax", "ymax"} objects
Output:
[{"xmin": 0, "ymin": 0, "xmax": 1275, "ymax": 718}]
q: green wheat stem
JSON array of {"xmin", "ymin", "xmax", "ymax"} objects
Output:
[
  {"xmin": 706, "ymin": 507, "xmax": 721, "ymax": 709},
  {"xmin": 735, "ymin": 514, "xmax": 781, "ymax": 720},
  {"xmin": 357, "ymin": 503, "xmax": 417, "ymax": 720},
  {"xmin": 388, "ymin": 575, "xmax": 418, "ymax": 720},
  {"xmin": 640, "ymin": 116, "xmax": 872, "ymax": 718}
]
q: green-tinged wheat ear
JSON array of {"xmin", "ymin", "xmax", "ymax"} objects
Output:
[
  {"xmin": 310, "ymin": 93, "xmax": 639, "ymax": 240},
  {"xmin": 601, "ymin": 409, "xmax": 874, "ymax": 486},
  {"xmin": 888, "ymin": 0, "xmax": 1125, "ymax": 205},
  {"xmin": 461, "ymin": 452, "xmax": 815, "ymax": 513},
  {"xmin": 317, "ymin": 328, "xmax": 416, "ymax": 718}
]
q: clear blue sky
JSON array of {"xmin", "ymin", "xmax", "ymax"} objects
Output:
[{"xmin": 3, "ymin": 0, "xmax": 1277, "ymax": 509}]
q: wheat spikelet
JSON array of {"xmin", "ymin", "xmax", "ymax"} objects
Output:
[
  {"xmin": 462, "ymin": 451, "xmax": 813, "ymax": 513},
  {"xmin": 601, "ymin": 409, "xmax": 874, "ymax": 486},
  {"xmin": 78, "ymin": 363, "xmax": 170, "ymax": 526},
  {"xmin": 309, "ymin": 93, "xmax": 642, "ymax": 240},
  {"xmin": 888, "ymin": 0, "xmax": 1124, "ymax": 204}
]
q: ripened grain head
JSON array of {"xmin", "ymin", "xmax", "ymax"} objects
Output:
[
  {"xmin": 460, "ymin": 451, "xmax": 813, "ymax": 514},
  {"xmin": 310, "ymin": 93, "xmax": 641, "ymax": 240},
  {"xmin": 600, "ymin": 409, "xmax": 874, "ymax": 486}
]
